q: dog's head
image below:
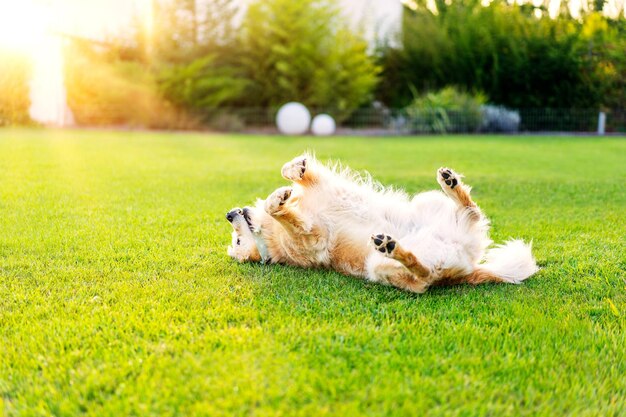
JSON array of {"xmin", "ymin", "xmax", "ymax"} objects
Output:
[{"xmin": 226, "ymin": 206, "xmax": 263, "ymax": 263}]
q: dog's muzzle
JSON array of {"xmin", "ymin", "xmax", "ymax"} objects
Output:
[{"xmin": 226, "ymin": 208, "xmax": 242, "ymax": 223}]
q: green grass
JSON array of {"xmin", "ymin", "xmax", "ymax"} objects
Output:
[{"xmin": 0, "ymin": 129, "xmax": 624, "ymax": 416}]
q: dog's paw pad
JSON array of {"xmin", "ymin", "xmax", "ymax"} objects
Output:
[
  {"xmin": 265, "ymin": 186, "xmax": 292, "ymax": 213},
  {"xmin": 278, "ymin": 188, "xmax": 291, "ymax": 204},
  {"xmin": 282, "ymin": 156, "xmax": 307, "ymax": 181},
  {"xmin": 437, "ymin": 167, "xmax": 459, "ymax": 189},
  {"xmin": 371, "ymin": 234, "xmax": 397, "ymax": 256}
]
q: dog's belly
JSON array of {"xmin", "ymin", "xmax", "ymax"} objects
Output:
[
  {"xmin": 326, "ymin": 214, "xmax": 409, "ymax": 277},
  {"xmin": 399, "ymin": 221, "xmax": 486, "ymax": 275},
  {"xmin": 305, "ymin": 187, "xmax": 488, "ymax": 278}
]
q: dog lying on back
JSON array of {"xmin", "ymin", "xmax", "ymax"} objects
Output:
[{"xmin": 226, "ymin": 154, "xmax": 538, "ymax": 293}]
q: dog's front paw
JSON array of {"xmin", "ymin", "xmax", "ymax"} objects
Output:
[
  {"xmin": 265, "ymin": 186, "xmax": 292, "ymax": 214},
  {"xmin": 437, "ymin": 167, "xmax": 460, "ymax": 190},
  {"xmin": 281, "ymin": 156, "xmax": 307, "ymax": 182},
  {"xmin": 371, "ymin": 234, "xmax": 397, "ymax": 256}
]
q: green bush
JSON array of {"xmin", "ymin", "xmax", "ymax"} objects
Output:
[
  {"xmin": 480, "ymin": 104, "xmax": 520, "ymax": 132},
  {"xmin": 64, "ymin": 44, "xmax": 196, "ymax": 129},
  {"xmin": 378, "ymin": 2, "xmax": 625, "ymax": 110},
  {"xmin": 120, "ymin": 0, "xmax": 379, "ymax": 122},
  {"xmin": 132, "ymin": 0, "xmax": 238, "ymax": 65},
  {"xmin": 405, "ymin": 87, "xmax": 486, "ymax": 133},
  {"xmin": 158, "ymin": 55, "xmax": 249, "ymax": 111},
  {"xmin": 578, "ymin": 13, "xmax": 626, "ymax": 110},
  {"xmin": 240, "ymin": 0, "xmax": 379, "ymax": 120},
  {"xmin": 0, "ymin": 50, "xmax": 32, "ymax": 126}
]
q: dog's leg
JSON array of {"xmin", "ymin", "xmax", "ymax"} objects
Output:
[
  {"xmin": 433, "ymin": 268, "xmax": 506, "ymax": 286},
  {"xmin": 281, "ymin": 155, "xmax": 319, "ymax": 186},
  {"xmin": 436, "ymin": 167, "xmax": 476, "ymax": 208},
  {"xmin": 370, "ymin": 234, "xmax": 432, "ymax": 280},
  {"xmin": 436, "ymin": 167, "xmax": 482, "ymax": 220},
  {"xmin": 264, "ymin": 186, "xmax": 311, "ymax": 234},
  {"xmin": 461, "ymin": 268, "xmax": 505, "ymax": 284},
  {"xmin": 368, "ymin": 259, "xmax": 430, "ymax": 293}
]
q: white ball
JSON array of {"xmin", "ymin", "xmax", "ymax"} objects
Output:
[
  {"xmin": 311, "ymin": 114, "xmax": 336, "ymax": 136},
  {"xmin": 276, "ymin": 102, "xmax": 311, "ymax": 135}
]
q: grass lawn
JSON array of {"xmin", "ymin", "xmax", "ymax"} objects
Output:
[{"xmin": 0, "ymin": 128, "xmax": 624, "ymax": 416}]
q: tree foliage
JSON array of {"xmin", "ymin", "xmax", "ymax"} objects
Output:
[
  {"xmin": 55, "ymin": 0, "xmax": 624, "ymax": 130},
  {"xmin": 378, "ymin": 1, "xmax": 625, "ymax": 109},
  {"xmin": 134, "ymin": 0, "xmax": 239, "ymax": 65},
  {"xmin": 158, "ymin": 56, "xmax": 249, "ymax": 110},
  {"xmin": 0, "ymin": 50, "xmax": 32, "ymax": 126},
  {"xmin": 239, "ymin": 0, "xmax": 379, "ymax": 118},
  {"xmin": 405, "ymin": 86, "xmax": 486, "ymax": 133},
  {"xmin": 64, "ymin": 43, "xmax": 193, "ymax": 129}
]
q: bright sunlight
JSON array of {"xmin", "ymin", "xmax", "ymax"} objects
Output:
[
  {"xmin": 0, "ymin": 1, "xmax": 50, "ymax": 54},
  {"xmin": 0, "ymin": 0, "xmax": 151, "ymax": 126}
]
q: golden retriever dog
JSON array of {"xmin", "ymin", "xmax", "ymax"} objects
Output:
[{"xmin": 226, "ymin": 154, "xmax": 538, "ymax": 293}]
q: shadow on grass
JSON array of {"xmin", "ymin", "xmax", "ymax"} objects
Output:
[{"xmin": 233, "ymin": 261, "xmax": 532, "ymax": 325}]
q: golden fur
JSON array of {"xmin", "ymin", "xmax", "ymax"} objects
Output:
[{"xmin": 227, "ymin": 155, "xmax": 538, "ymax": 293}]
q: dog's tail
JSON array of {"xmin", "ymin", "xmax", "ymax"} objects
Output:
[{"xmin": 479, "ymin": 240, "xmax": 539, "ymax": 284}]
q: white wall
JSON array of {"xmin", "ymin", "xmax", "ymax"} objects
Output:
[{"xmin": 338, "ymin": 0, "xmax": 403, "ymax": 44}]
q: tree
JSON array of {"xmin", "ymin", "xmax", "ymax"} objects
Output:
[
  {"xmin": 0, "ymin": 50, "xmax": 31, "ymax": 126},
  {"xmin": 239, "ymin": 0, "xmax": 379, "ymax": 119},
  {"xmin": 158, "ymin": 55, "xmax": 249, "ymax": 110},
  {"xmin": 578, "ymin": 13, "xmax": 626, "ymax": 109},
  {"xmin": 133, "ymin": 0, "xmax": 239, "ymax": 65},
  {"xmin": 377, "ymin": 0, "xmax": 625, "ymax": 109},
  {"xmin": 118, "ymin": 0, "xmax": 247, "ymax": 117}
]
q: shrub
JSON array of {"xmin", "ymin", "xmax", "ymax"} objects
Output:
[
  {"xmin": 405, "ymin": 87, "xmax": 486, "ymax": 133},
  {"xmin": 480, "ymin": 105, "xmax": 520, "ymax": 133},
  {"xmin": 240, "ymin": 0, "xmax": 379, "ymax": 121},
  {"xmin": 0, "ymin": 50, "xmax": 32, "ymax": 126},
  {"xmin": 158, "ymin": 55, "xmax": 249, "ymax": 110},
  {"xmin": 64, "ymin": 44, "xmax": 196, "ymax": 129},
  {"xmin": 378, "ymin": 3, "xmax": 625, "ymax": 110}
]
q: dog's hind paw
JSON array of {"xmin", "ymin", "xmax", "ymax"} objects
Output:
[
  {"xmin": 281, "ymin": 156, "xmax": 307, "ymax": 182},
  {"xmin": 265, "ymin": 186, "xmax": 292, "ymax": 214},
  {"xmin": 437, "ymin": 167, "xmax": 460, "ymax": 190},
  {"xmin": 371, "ymin": 234, "xmax": 397, "ymax": 256}
]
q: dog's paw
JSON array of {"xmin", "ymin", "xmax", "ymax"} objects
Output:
[
  {"xmin": 265, "ymin": 186, "xmax": 292, "ymax": 214},
  {"xmin": 371, "ymin": 234, "xmax": 397, "ymax": 256},
  {"xmin": 281, "ymin": 156, "xmax": 307, "ymax": 182},
  {"xmin": 437, "ymin": 167, "xmax": 460, "ymax": 190}
]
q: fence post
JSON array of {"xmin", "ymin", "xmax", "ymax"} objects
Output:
[{"xmin": 597, "ymin": 111, "xmax": 606, "ymax": 135}]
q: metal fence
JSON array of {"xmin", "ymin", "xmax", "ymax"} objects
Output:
[
  {"xmin": 70, "ymin": 105, "xmax": 626, "ymax": 134},
  {"xmin": 199, "ymin": 107, "xmax": 626, "ymax": 135}
]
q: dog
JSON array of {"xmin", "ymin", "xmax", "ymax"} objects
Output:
[{"xmin": 226, "ymin": 154, "xmax": 538, "ymax": 293}]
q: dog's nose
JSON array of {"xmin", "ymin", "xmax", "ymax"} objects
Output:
[{"xmin": 226, "ymin": 208, "xmax": 242, "ymax": 223}]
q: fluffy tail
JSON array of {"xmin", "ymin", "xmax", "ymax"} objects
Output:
[{"xmin": 480, "ymin": 240, "xmax": 539, "ymax": 284}]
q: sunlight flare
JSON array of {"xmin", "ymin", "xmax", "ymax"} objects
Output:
[
  {"xmin": 0, "ymin": 1, "xmax": 49, "ymax": 53},
  {"xmin": 0, "ymin": 1, "xmax": 73, "ymax": 126}
]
